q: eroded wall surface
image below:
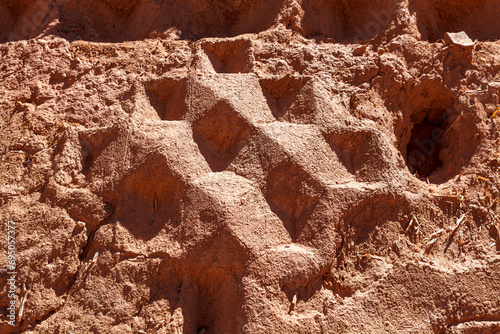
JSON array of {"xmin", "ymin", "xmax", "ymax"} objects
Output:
[{"xmin": 1, "ymin": 0, "xmax": 500, "ymax": 333}]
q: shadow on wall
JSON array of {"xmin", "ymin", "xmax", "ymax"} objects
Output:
[
  {"xmin": 301, "ymin": 0, "xmax": 399, "ymax": 42},
  {"xmin": 144, "ymin": 76, "xmax": 189, "ymax": 121},
  {"xmin": 3, "ymin": 0, "xmax": 498, "ymax": 44},
  {"xmin": 409, "ymin": 0, "xmax": 500, "ymax": 41},
  {"xmin": 0, "ymin": 0, "xmax": 286, "ymax": 43},
  {"xmin": 110, "ymin": 151, "xmax": 185, "ymax": 241},
  {"xmin": 0, "ymin": 0, "xmax": 58, "ymax": 43},
  {"xmin": 1, "ymin": 0, "xmax": 400, "ymax": 43}
]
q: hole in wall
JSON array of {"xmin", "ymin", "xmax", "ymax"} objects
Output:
[
  {"xmin": 392, "ymin": 79, "xmax": 458, "ymax": 182},
  {"xmin": 404, "ymin": 108, "xmax": 448, "ymax": 178}
]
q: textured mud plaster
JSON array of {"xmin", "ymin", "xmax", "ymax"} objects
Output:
[{"xmin": 1, "ymin": 0, "xmax": 500, "ymax": 333}]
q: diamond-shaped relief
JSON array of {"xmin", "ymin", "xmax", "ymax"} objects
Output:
[{"xmin": 192, "ymin": 100, "xmax": 252, "ymax": 172}]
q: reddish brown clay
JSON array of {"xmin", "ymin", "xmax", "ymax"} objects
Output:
[{"xmin": 1, "ymin": 0, "xmax": 500, "ymax": 333}]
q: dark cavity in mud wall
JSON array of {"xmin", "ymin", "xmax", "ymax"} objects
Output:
[{"xmin": 405, "ymin": 108, "xmax": 448, "ymax": 179}]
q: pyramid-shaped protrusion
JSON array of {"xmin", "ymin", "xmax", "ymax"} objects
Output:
[
  {"xmin": 185, "ymin": 172, "xmax": 291, "ymax": 254},
  {"xmin": 188, "ymin": 73, "xmax": 275, "ymax": 125},
  {"xmin": 260, "ymin": 122, "xmax": 354, "ymax": 183},
  {"xmin": 91, "ymin": 149, "xmax": 186, "ymax": 241},
  {"xmin": 144, "ymin": 76, "xmax": 188, "ymax": 121},
  {"xmin": 228, "ymin": 122, "xmax": 354, "ymax": 241},
  {"xmin": 324, "ymin": 121, "xmax": 399, "ymax": 182},
  {"xmin": 97, "ymin": 122, "xmax": 210, "ymax": 239},
  {"xmin": 193, "ymin": 100, "xmax": 252, "ymax": 171},
  {"xmin": 177, "ymin": 171, "xmax": 292, "ymax": 333}
]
